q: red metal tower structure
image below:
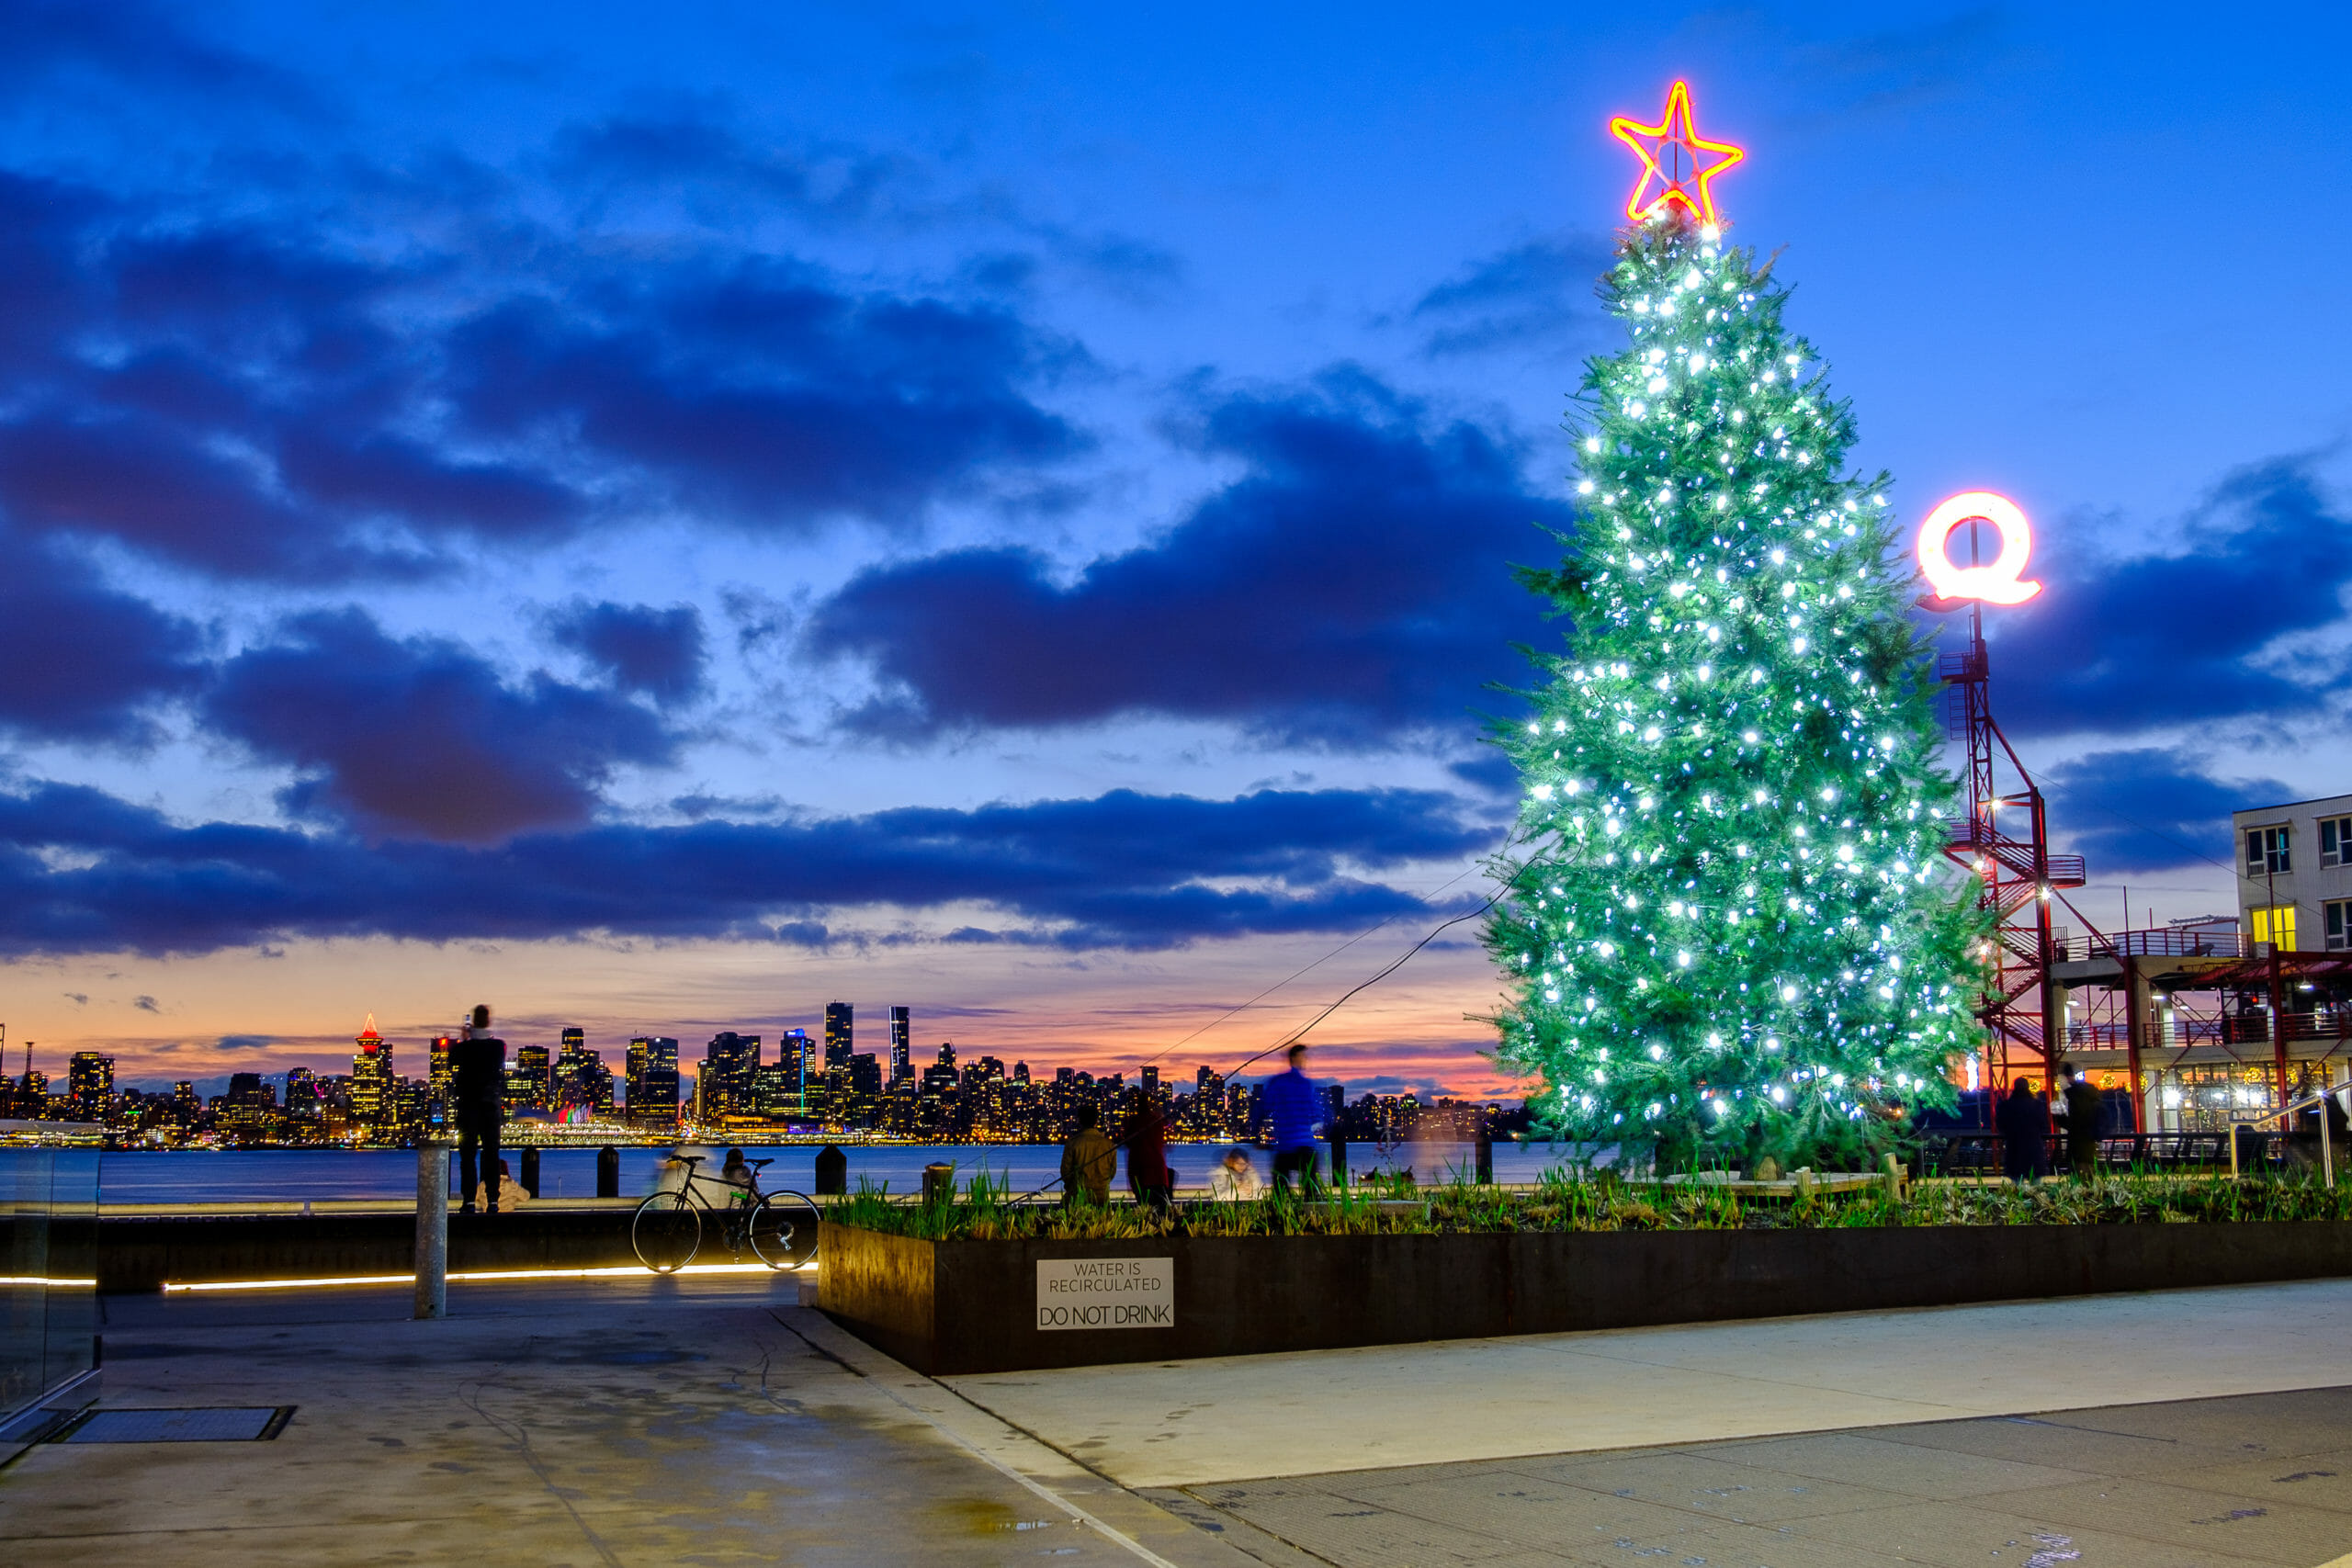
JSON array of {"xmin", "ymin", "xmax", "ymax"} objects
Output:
[{"xmin": 1936, "ymin": 601, "xmax": 2088, "ymax": 1092}]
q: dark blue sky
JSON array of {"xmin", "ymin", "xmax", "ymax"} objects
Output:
[{"xmin": 1, "ymin": 0, "xmax": 2343, "ymax": 1088}]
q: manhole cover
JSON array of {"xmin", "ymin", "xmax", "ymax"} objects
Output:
[{"xmin": 56, "ymin": 1407, "xmax": 292, "ymax": 1443}]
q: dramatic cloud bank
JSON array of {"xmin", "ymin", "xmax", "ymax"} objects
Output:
[
  {"xmin": 1986, "ymin": 459, "xmax": 2352, "ymax": 737},
  {"xmin": 0, "ymin": 781, "xmax": 1495, "ymax": 957},
  {"xmin": 808, "ymin": 370, "xmax": 1569, "ymax": 744}
]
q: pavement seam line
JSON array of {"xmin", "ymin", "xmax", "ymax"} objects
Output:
[
  {"xmin": 763, "ymin": 1309, "xmax": 1188, "ymax": 1568},
  {"xmin": 457, "ymin": 1374, "xmax": 625, "ymax": 1568}
]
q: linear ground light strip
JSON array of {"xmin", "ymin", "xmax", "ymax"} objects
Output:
[
  {"xmin": 164, "ymin": 1261, "xmax": 805, "ymax": 1293},
  {"xmin": 0, "ymin": 1276, "xmax": 97, "ymax": 1288}
]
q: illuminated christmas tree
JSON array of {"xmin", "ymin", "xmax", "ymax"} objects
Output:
[{"xmin": 1486, "ymin": 85, "xmax": 1984, "ymax": 1171}]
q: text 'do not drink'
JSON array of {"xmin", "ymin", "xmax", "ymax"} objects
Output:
[{"xmin": 1035, "ymin": 1257, "xmax": 1174, "ymax": 1330}]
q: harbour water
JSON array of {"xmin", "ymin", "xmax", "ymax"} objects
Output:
[{"xmin": 96, "ymin": 1140, "xmax": 1583, "ymax": 1204}]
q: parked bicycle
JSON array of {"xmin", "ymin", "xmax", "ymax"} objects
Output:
[{"xmin": 630, "ymin": 1154, "xmax": 820, "ymax": 1273}]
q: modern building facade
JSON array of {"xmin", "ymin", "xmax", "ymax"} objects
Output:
[
  {"xmin": 2232, "ymin": 792, "xmax": 2352, "ymax": 952},
  {"xmin": 702, "ymin": 1032, "xmax": 761, "ymax": 1119},
  {"xmin": 64, "ymin": 1052, "xmax": 113, "ymax": 1122},
  {"xmin": 627, "ymin": 1036, "xmax": 680, "ymax": 1128},
  {"xmin": 508, "ymin": 1043, "xmax": 552, "ymax": 1113},
  {"xmin": 348, "ymin": 1016, "xmax": 392, "ymax": 1134},
  {"xmin": 823, "ymin": 1003, "xmax": 853, "ymax": 1071},
  {"xmin": 888, "ymin": 1006, "xmax": 910, "ymax": 1083}
]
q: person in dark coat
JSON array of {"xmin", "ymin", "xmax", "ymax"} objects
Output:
[
  {"xmin": 1125, "ymin": 1092, "xmax": 1172, "ymax": 1211},
  {"xmin": 1995, "ymin": 1077, "xmax": 2052, "ymax": 1185},
  {"xmin": 2061, "ymin": 1065, "xmax": 2104, "ymax": 1176},
  {"xmin": 451, "ymin": 1003, "xmax": 508, "ymax": 1213}
]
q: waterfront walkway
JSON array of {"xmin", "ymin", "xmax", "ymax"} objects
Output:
[{"xmin": 6, "ymin": 1276, "xmax": 2352, "ymax": 1565}]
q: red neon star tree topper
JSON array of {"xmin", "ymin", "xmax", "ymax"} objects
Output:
[{"xmin": 1611, "ymin": 81, "xmax": 1745, "ymax": 226}]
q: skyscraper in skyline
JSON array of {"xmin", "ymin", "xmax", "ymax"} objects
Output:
[
  {"xmin": 780, "ymin": 1028, "xmax": 811, "ymax": 1108},
  {"xmin": 349, "ymin": 1016, "xmax": 392, "ymax": 1132},
  {"xmin": 428, "ymin": 1034, "xmax": 455, "ymax": 1102},
  {"xmin": 888, "ymin": 1006, "xmax": 910, "ymax": 1084},
  {"xmin": 824, "ymin": 1002, "xmax": 853, "ymax": 1071},
  {"xmin": 627, "ymin": 1036, "xmax": 680, "ymax": 1129},
  {"xmin": 285, "ymin": 1066, "xmax": 318, "ymax": 1121},
  {"xmin": 554, "ymin": 1032, "xmax": 609, "ymax": 1116},
  {"xmin": 66, "ymin": 1050, "xmax": 113, "ymax": 1122},
  {"xmin": 510, "ymin": 1043, "xmax": 551, "ymax": 1112},
  {"xmin": 704, "ymin": 1032, "xmax": 761, "ymax": 1118}
]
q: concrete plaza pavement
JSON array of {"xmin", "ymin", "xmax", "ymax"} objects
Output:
[
  {"xmin": 1152, "ymin": 1391, "xmax": 2352, "ymax": 1568},
  {"xmin": 942, "ymin": 1278, "xmax": 2352, "ymax": 1489},
  {"xmin": 8, "ymin": 1275, "xmax": 2352, "ymax": 1565},
  {"xmin": 0, "ymin": 1274, "xmax": 1258, "ymax": 1567}
]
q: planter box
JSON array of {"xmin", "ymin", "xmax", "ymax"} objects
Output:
[{"xmin": 818, "ymin": 1218, "xmax": 2352, "ymax": 1376}]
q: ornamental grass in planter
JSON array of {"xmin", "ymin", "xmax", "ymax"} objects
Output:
[{"xmin": 829, "ymin": 1164, "xmax": 2352, "ymax": 1242}]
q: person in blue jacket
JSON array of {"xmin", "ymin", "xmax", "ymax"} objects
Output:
[{"xmin": 1263, "ymin": 1043, "xmax": 1325, "ymax": 1196}]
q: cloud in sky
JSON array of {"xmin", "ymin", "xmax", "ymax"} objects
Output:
[
  {"xmin": 0, "ymin": 779, "xmax": 1495, "ymax": 957},
  {"xmin": 204, "ymin": 610, "xmax": 681, "ymax": 843},
  {"xmin": 1985, "ymin": 457, "xmax": 2352, "ymax": 738},
  {"xmin": 548, "ymin": 601, "xmax": 708, "ymax": 706},
  {"xmin": 808, "ymin": 368, "xmax": 1569, "ymax": 744},
  {"xmin": 2046, "ymin": 749, "xmax": 2291, "ymax": 875},
  {"xmin": 0, "ymin": 169, "xmax": 1088, "ymax": 586},
  {"xmin": 0, "ymin": 0, "xmax": 312, "ymax": 107},
  {"xmin": 1407, "ymin": 234, "xmax": 1617, "ymax": 358},
  {"xmin": 0, "ymin": 528, "xmax": 204, "ymax": 742}
]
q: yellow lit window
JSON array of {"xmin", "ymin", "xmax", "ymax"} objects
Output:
[{"xmin": 2251, "ymin": 904, "xmax": 2298, "ymax": 950}]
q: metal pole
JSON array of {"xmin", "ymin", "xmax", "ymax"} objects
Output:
[
  {"xmin": 2030, "ymin": 789, "xmax": 2061, "ymax": 1092},
  {"xmin": 415, "ymin": 1139, "xmax": 448, "ymax": 1320},
  {"xmin": 2123, "ymin": 964, "xmax": 2148, "ymax": 1134},
  {"xmin": 2268, "ymin": 944, "xmax": 2291, "ymax": 1111}
]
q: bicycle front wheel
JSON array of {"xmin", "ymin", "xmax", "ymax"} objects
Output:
[
  {"xmin": 747, "ymin": 1191, "xmax": 821, "ymax": 1269},
  {"xmin": 631, "ymin": 1190, "xmax": 702, "ymax": 1273}
]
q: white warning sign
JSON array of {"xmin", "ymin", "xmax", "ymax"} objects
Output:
[{"xmin": 1035, "ymin": 1257, "xmax": 1175, "ymax": 1331}]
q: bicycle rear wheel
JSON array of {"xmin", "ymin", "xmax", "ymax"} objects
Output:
[
  {"xmin": 747, "ymin": 1190, "xmax": 821, "ymax": 1269},
  {"xmin": 631, "ymin": 1190, "xmax": 702, "ymax": 1273}
]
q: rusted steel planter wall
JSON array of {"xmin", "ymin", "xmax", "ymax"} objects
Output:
[{"xmin": 818, "ymin": 1219, "xmax": 2352, "ymax": 1376}]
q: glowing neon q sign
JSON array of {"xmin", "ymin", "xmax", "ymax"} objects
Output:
[{"xmin": 1915, "ymin": 491, "xmax": 2041, "ymax": 606}]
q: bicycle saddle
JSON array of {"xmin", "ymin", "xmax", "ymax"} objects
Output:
[
  {"xmin": 673, "ymin": 1154, "xmax": 705, "ymax": 1165},
  {"xmin": 748, "ymin": 1157, "xmax": 775, "ymax": 1168}
]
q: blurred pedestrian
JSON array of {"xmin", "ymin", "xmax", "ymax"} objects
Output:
[
  {"xmin": 1060, "ymin": 1102, "xmax": 1114, "ymax": 1208},
  {"xmin": 2061, "ymin": 1064, "xmax": 2104, "ymax": 1177},
  {"xmin": 1995, "ymin": 1076, "xmax": 2052, "ymax": 1185},
  {"xmin": 1265, "ymin": 1043, "xmax": 1324, "ymax": 1196},
  {"xmin": 1210, "ymin": 1146, "xmax": 1265, "ymax": 1201},
  {"xmin": 1125, "ymin": 1091, "xmax": 1172, "ymax": 1211},
  {"xmin": 721, "ymin": 1145, "xmax": 756, "ymax": 1203},
  {"xmin": 451, "ymin": 1004, "xmax": 506, "ymax": 1213}
]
